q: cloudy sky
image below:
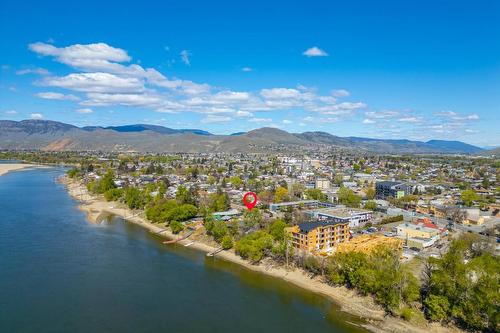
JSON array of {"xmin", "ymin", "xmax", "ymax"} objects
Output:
[{"xmin": 0, "ymin": 1, "xmax": 499, "ymax": 146}]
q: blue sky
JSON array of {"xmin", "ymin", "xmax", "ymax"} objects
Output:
[{"xmin": 1, "ymin": 0, "xmax": 499, "ymax": 146}]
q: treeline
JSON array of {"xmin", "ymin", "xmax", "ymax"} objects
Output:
[{"xmin": 422, "ymin": 234, "xmax": 498, "ymax": 331}]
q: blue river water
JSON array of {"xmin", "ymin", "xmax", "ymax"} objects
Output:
[{"xmin": 0, "ymin": 167, "xmax": 367, "ymax": 333}]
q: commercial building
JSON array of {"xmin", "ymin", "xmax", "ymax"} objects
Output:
[
  {"xmin": 285, "ymin": 220, "xmax": 350, "ymax": 254},
  {"xmin": 269, "ymin": 200, "xmax": 335, "ymax": 213},
  {"xmin": 396, "ymin": 223, "xmax": 440, "ymax": 239},
  {"xmin": 315, "ymin": 178, "xmax": 331, "ymax": 190},
  {"xmin": 375, "ymin": 181, "xmax": 411, "ymax": 199},
  {"xmin": 311, "ymin": 207, "xmax": 373, "ymax": 228},
  {"xmin": 396, "ymin": 222, "xmax": 440, "ymax": 250}
]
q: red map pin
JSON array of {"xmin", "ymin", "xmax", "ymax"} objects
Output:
[{"xmin": 242, "ymin": 192, "xmax": 258, "ymax": 211}]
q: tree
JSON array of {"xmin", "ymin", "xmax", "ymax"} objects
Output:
[
  {"xmin": 363, "ymin": 200, "xmax": 377, "ymax": 211},
  {"xmin": 338, "ymin": 187, "xmax": 361, "ymax": 208},
  {"xmin": 124, "ymin": 187, "xmax": 145, "ymax": 209},
  {"xmin": 229, "ymin": 176, "xmax": 243, "ymax": 188},
  {"xmin": 269, "ymin": 219, "xmax": 286, "ymax": 241},
  {"xmin": 235, "ymin": 231, "xmax": 273, "ymax": 262},
  {"xmin": 176, "ymin": 185, "xmax": 197, "ymax": 205},
  {"xmin": 304, "ymin": 188, "xmax": 327, "ymax": 201},
  {"xmin": 170, "ymin": 220, "xmax": 184, "ymax": 234},
  {"xmin": 422, "ymin": 235, "xmax": 499, "ymax": 331},
  {"xmin": 97, "ymin": 170, "xmax": 116, "ymax": 194},
  {"xmin": 274, "ymin": 186, "xmax": 289, "ymax": 203},
  {"xmin": 353, "ymin": 163, "xmax": 361, "ymax": 171},
  {"xmin": 104, "ymin": 188, "xmax": 123, "ymax": 202},
  {"xmin": 365, "ymin": 187, "xmax": 376, "ymax": 200},
  {"xmin": 461, "ymin": 189, "xmax": 479, "ymax": 207},
  {"xmin": 208, "ymin": 220, "xmax": 228, "ymax": 242},
  {"xmin": 424, "ymin": 295, "xmax": 450, "ymax": 322},
  {"xmin": 243, "ymin": 208, "xmax": 263, "ymax": 230},
  {"xmin": 221, "ymin": 235, "xmax": 233, "ymax": 249}
]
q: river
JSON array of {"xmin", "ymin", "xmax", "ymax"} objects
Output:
[{"xmin": 0, "ymin": 167, "xmax": 368, "ymax": 332}]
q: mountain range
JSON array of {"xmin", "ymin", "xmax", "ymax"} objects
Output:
[{"xmin": 0, "ymin": 119, "xmax": 488, "ymax": 154}]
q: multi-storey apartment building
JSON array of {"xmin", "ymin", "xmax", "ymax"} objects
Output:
[
  {"xmin": 375, "ymin": 181, "xmax": 411, "ymax": 199},
  {"xmin": 285, "ymin": 220, "xmax": 350, "ymax": 254}
]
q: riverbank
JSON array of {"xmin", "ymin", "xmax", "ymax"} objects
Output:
[
  {"xmin": 0, "ymin": 163, "xmax": 47, "ymax": 177},
  {"xmin": 60, "ymin": 175, "xmax": 460, "ymax": 333}
]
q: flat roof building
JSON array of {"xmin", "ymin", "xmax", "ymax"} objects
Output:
[
  {"xmin": 285, "ymin": 220, "xmax": 350, "ymax": 254},
  {"xmin": 376, "ymin": 181, "xmax": 411, "ymax": 199},
  {"xmin": 310, "ymin": 207, "xmax": 373, "ymax": 228}
]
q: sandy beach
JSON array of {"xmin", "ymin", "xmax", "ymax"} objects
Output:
[
  {"xmin": 0, "ymin": 163, "xmax": 46, "ymax": 177},
  {"xmin": 61, "ymin": 175, "xmax": 460, "ymax": 333}
]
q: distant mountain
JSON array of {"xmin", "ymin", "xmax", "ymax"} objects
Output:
[
  {"xmin": 477, "ymin": 147, "xmax": 500, "ymax": 156},
  {"xmin": 83, "ymin": 124, "xmax": 212, "ymax": 136},
  {"xmin": 0, "ymin": 119, "xmax": 484, "ymax": 154},
  {"xmin": 230, "ymin": 132, "xmax": 246, "ymax": 136},
  {"xmin": 425, "ymin": 140, "xmax": 483, "ymax": 153}
]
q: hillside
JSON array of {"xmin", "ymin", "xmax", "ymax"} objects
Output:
[{"xmin": 0, "ymin": 119, "xmax": 484, "ymax": 154}]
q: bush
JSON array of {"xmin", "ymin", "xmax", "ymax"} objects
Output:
[
  {"xmin": 104, "ymin": 188, "xmax": 123, "ymax": 202},
  {"xmin": 211, "ymin": 220, "xmax": 228, "ymax": 242},
  {"xmin": 380, "ymin": 215, "xmax": 404, "ymax": 224},
  {"xmin": 221, "ymin": 235, "xmax": 233, "ymax": 249},
  {"xmin": 235, "ymin": 231, "xmax": 273, "ymax": 263},
  {"xmin": 124, "ymin": 187, "xmax": 145, "ymax": 210},
  {"xmin": 170, "ymin": 220, "xmax": 184, "ymax": 234}
]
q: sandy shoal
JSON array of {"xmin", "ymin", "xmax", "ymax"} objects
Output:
[{"xmin": 0, "ymin": 163, "xmax": 46, "ymax": 177}]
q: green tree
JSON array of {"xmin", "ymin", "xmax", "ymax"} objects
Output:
[
  {"xmin": 365, "ymin": 187, "xmax": 376, "ymax": 200},
  {"xmin": 268, "ymin": 219, "xmax": 286, "ymax": 241},
  {"xmin": 363, "ymin": 200, "xmax": 377, "ymax": 211},
  {"xmin": 221, "ymin": 235, "xmax": 233, "ymax": 249},
  {"xmin": 235, "ymin": 231, "xmax": 273, "ymax": 262},
  {"xmin": 176, "ymin": 185, "xmax": 197, "ymax": 205},
  {"xmin": 124, "ymin": 187, "xmax": 145, "ymax": 209},
  {"xmin": 274, "ymin": 186, "xmax": 289, "ymax": 203},
  {"xmin": 97, "ymin": 170, "xmax": 116, "ymax": 194},
  {"xmin": 305, "ymin": 188, "xmax": 327, "ymax": 201},
  {"xmin": 229, "ymin": 176, "xmax": 243, "ymax": 188},
  {"xmin": 338, "ymin": 187, "xmax": 361, "ymax": 208},
  {"xmin": 104, "ymin": 188, "xmax": 123, "ymax": 202},
  {"xmin": 461, "ymin": 189, "xmax": 478, "ymax": 207},
  {"xmin": 170, "ymin": 220, "xmax": 184, "ymax": 234}
]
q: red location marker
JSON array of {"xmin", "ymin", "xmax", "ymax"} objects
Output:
[{"xmin": 242, "ymin": 192, "xmax": 258, "ymax": 211}]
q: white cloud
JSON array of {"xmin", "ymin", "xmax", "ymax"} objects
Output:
[
  {"xmin": 249, "ymin": 117, "xmax": 272, "ymax": 123},
  {"xmin": 43, "ymin": 72, "xmax": 144, "ymax": 93},
  {"xmin": 29, "ymin": 42, "xmax": 131, "ymax": 69},
  {"xmin": 398, "ymin": 116, "xmax": 421, "ymax": 123},
  {"xmin": 76, "ymin": 108, "xmax": 93, "ymax": 114},
  {"xmin": 434, "ymin": 110, "xmax": 479, "ymax": 121},
  {"xmin": 36, "ymin": 92, "xmax": 80, "ymax": 101},
  {"xmin": 16, "ymin": 68, "xmax": 50, "ymax": 75},
  {"xmin": 282, "ymin": 119, "xmax": 292, "ymax": 124},
  {"xmin": 26, "ymin": 41, "xmax": 371, "ymax": 122},
  {"xmin": 242, "ymin": 67, "xmax": 252, "ymax": 72},
  {"xmin": 201, "ymin": 115, "xmax": 232, "ymax": 123},
  {"xmin": 235, "ymin": 110, "xmax": 253, "ymax": 117},
  {"xmin": 302, "ymin": 47, "xmax": 328, "ymax": 57},
  {"xmin": 331, "ymin": 89, "xmax": 349, "ymax": 97},
  {"xmin": 365, "ymin": 110, "xmax": 400, "ymax": 119},
  {"xmin": 4, "ymin": 110, "xmax": 18, "ymax": 115},
  {"xmin": 434, "ymin": 110, "xmax": 457, "ymax": 117},
  {"xmin": 362, "ymin": 118, "xmax": 375, "ymax": 124},
  {"xmin": 30, "ymin": 113, "xmax": 43, "ymax": 119},
  {"xmin": 180, "ymin": 50, "xmax": 191, "ymax": 66},
  {"xmin": 260, "ymin": 88, "xmax": 302, "ymax": 100},
  {"xmin": 81, "ymin": 92, "xmax": 165, "ymax": 107}
]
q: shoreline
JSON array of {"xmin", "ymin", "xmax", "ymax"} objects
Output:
[
  {"xmin": 0, "ymin": 163, "xmax": 48, "ymax": 177},
  {"xmin": 60, "ymin": 175, "xmax": 460, "ymax": 333}
]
